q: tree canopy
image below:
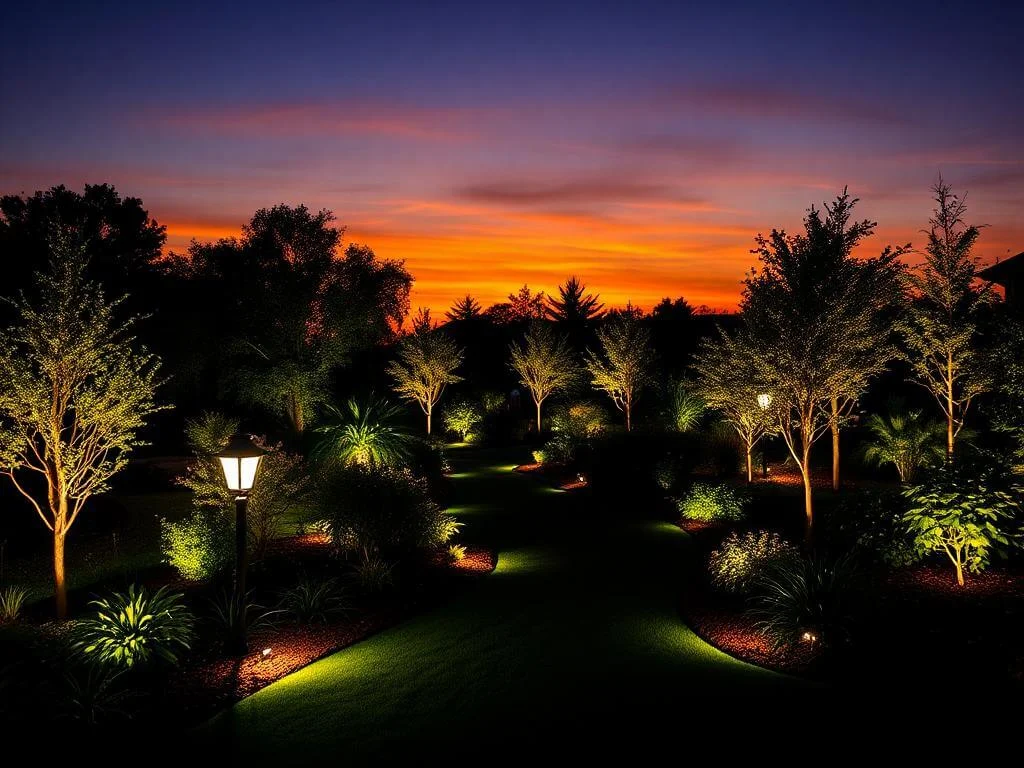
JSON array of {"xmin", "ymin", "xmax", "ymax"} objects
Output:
[
  {"xmin": 509, "ymin": 321, "xmax": 578, "ymax": 432},
  {"xmin": 585, "ymin": 313, "xmax": 653, "ymax": 431}
]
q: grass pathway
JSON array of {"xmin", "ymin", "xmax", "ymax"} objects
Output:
[{"xmin": 204, "ymin": 446, "xmax": 796, "ymax": 758}]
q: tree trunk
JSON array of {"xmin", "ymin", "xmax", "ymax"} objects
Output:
[
  {"xmin": 426, "ymin": 406, "xmax": 432, "ymax": 435},
  {"xmin": 54, "ymin": 526, "xmax": 67, "ymax": 620},
  {"xmin": 801, "ymin": 441, "xmax": 814, "ymax": 544},
  {"xmin": 946, "ymin": 352, "xmax": 955, "ymax": 457},
  {"xmin": 954, "ymin": 555, "xmax": 964, "ymax": 587},
  {"xmin": 830, "ymin": 396, "xmax": 840, "ymax": 491},
  {"xmin": 289, "ymin": 391, "xmax": 305, "ymax": 436},
  {"xmin": 625, "ymin": 400, "xmax": 632, "ymax": 432},
  {"xmin": 536, "ymin": 401, "xmax": 542, "ymax": 433},
  {"xmin": 745, "ymin": 445, "xmax": 753, "ymax": 484}
]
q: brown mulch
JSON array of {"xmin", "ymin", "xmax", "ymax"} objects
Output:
[
  {"xmin": 884, "ymin": 565, "xmax": 1023, "ymax": 598},
  {"xmin": 426, "ymin": 546, "xmax": 496, "ymax": 575},
  {"xmin": 685, "ymin": 606, "xmax": 820, "ymax": 674},
  {"xmin": 677, "ymin": 519, "xmax": 725, "ymax": 534}
]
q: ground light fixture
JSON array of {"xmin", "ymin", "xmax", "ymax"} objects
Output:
[{"xmin": 217, "ymin": 434, "xmax": 268, "ymax": 655}]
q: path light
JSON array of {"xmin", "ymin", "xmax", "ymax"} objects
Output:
[
  {"xmin": 217, "ymin": 434, "xmax": 268, "ymax": 655},
  {"xmin": 757, "ymin": 393, "xmax": 772, "ymax": 478},
  {"xmin": 757, "ymin": 392, "xmax": 772, "ymax": 411}
]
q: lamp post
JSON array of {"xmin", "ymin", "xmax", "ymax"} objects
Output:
[
  {"xmin": 757, "ymin": 393, "xmax": 772, "ymax": 479},
  {"xmin": 217, "ymin": 434, "xmax": 267, "ymax": 655}
]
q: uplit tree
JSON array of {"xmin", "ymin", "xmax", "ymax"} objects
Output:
[
  {"xmin": 694, "ymin": 328, "xmax": 776, "ymax": 482},
  {"xmin": 900, "ymin": 179, "xmax": 994, "ymax": 456},
  {"xmin": 509, "ymin": 321, "xmax": 578, "ymax": 432},
  {"xmin": 585, "ymin": 314, "xmax": 653, "ymax": 431},
  {"xmin": 0, "ymin": 243, "xmax": 164, "ymax": 618},
  {"xmin": 446, "ymin": 294, "xmax": 482, "ymax": 322},
  {"xmin": 388, "ymin": 330, "xmax": 464, "ymax": 434},
  {"xmin": 742, "ymin": 191, "xmax": 902, "ymax": 535}
]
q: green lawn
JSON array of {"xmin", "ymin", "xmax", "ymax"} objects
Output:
[{"xmin": 202, "ymin": 445, "xmax": 801, "ymax": 758}]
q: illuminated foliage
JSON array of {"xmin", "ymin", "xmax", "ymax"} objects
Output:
[
  {"xmin": 741, "ymin": 190, "xmax": 902, "ymax": 533},
  {"xmin": 676, "ymin": 482, "xmax": 747, "ymax": 523},
  {"xmin": 899, "ymin": 179, "xmax": 994, "ymax": 457},
  {"xmin": 314, "ymin": 395, "xmax": 414, "ymax": 468},
  {"xmin": 694, "ymin": 329, "xmax": 775, "ymax": 482},
  {"xmin": 990, "ymin": 318, "xmax": 1024, "ymax": 472},
  {"xmin": 446, "ymin": 294, "xmax": 483, "ymax": 322},
  {"xmin": 442, "ymin": 398, "xmax": 484, "ymax": 441},
  {"xmin": 550, "ymin": 400, "xmax": 608, "ymax": 439},
  {"xmin": 903, "ymin": 462, "xmax": 1018, "ymax": 586},
  {"xmin": 708, "ymin": 530, "xmax": 798, "ymax": 594},
  {"xmin": 72, "ymin": 585, "xmax": 194, "ymax": 669},
  {"xmin": 160, "ymin": 508, "xmax": 232, "ymax": 582},
  {"xmin": 585, "ymin": 313, "xmax": 653, "ymax": 431},
  {"xmin": 388, "ymin": 329, "xmax": 464, "ymax": 434},
  {"xmin": 664, "ymin": 380, "xmax": 705, "ymax": 433},
  {"xmin": 509, "ymin": 321, "xmax": 579, "ymax": 432},
  {"xmin": 862, "ymin": 400, "xmax": 945, "ymax": 483},
  {"xmin": 0, "ymin": 585, "xmax": 29, "ymax": 623},
  {"xmin": 0, "ymin": 242, "xmax": 164, "ymax": 618}
]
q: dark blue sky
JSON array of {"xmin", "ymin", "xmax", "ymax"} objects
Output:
[{"xmin": 2, "ymin": 0, "xmax": 1021, "ymax": 310}]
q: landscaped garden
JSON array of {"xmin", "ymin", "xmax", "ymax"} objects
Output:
[{"xmin": 0, "ymin": 179, "xmax": 1022, "ymax": 750}]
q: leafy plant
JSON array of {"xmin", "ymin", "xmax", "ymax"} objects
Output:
[
  {"xmin": 509, "ymin": 321, "xmax": 579, "ymax": 433},
  {"xmin": 835, "ymin": 489, "xmax": 920, "ymax": 568},
  {"xmin": 862, "ymin": 400, "xmax": 945, "ymax": 483},
  {"xmin": 532, "ymin": 449, "xmax": 546, "ymax": 465},
  {"xmin": 707, "ymin": 530, "xmax": 799, "ymax": 594},
  {"xmin": 676, "ymin": 482, "xmax": 747, "ymax": 523},
  {"xmin": 207, "ymin": 589, "xmax": 281, "ymax": 641},
  {"xmin": 442, "ymin": 398, "xmax": 484, "ymax": 442},
  {"xmin": 60, "ymin": 665, "xmax": 134, "ymax": 726},
  {"xmin": 447, "ymin": 544, "xmax": 467, "ymax": 562},
  {"xmin": 540, "ymin": 433, "xmax": 578, "ymax": 465},
  {"xmin": 313, "ymin": 395, "xmax": 414, "ymax": 468},
  {"xmin": 354, "ymin": 557, "xmax": 394, "ymax": 593},
  {"xmin": 73, "ymin": 585, "xmax": 194, "ymax": 669},
  {"xmin": 160, "ymin": 508, "xmax": 233, "ymax": 582},
  {"xmin": 550, "ymin": 401, "xmax": 608, "ymax": 439},
  {"xmin": 665, "ymin": 381, "xmax": 704, "ymax": 433},
  {"xmin": 903, "ymin": 462, "xmax": 1018, "ymax": 586},
  {"xmin": 388, "ymin": 329, "xmax": 464, "ymax": 435},
  {"xmin": 277, "ymin": 577, "xmax": 350, "ymax": 625},
  {"xmin": 748, "ymin": 555, "xmax": 861, "ymax": 649},
  {"xmin": 585, "ymin": 313, "xmax": 654, "ymax": 431},
  {"xmin": 0, "ymin": 585, "xmax": 29, "ymax": 623}
]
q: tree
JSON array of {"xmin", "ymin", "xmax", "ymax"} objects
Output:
[
  {"xmin": 485, "ymin": 284, "xmax": 548, "ymax": 325},
  {"xmin": 509, "ymin": 322, "xmax": 578, "ymax": 433},
  {"xmin": 176, "ymin": 207, "xmax": 412, "ymax": 436},
  {"xmin": 442, "ymin": 398, "xmax": 484, "ymax": 441},
  {"xmin": 410, "ymin": 307, "xmax": 434, "ymax": 334},
  {"xmin": 547, "ymin": 276, "xmax": 604, "ymax": 346},
  {"xmin": 742, "ymin": 191, "xmax": 902, "ymax": 535},
  {"xmin": 312, "ymin": 396, "xmax": 414, "ymax": 468},
  {"xmin": 0, "ymin": 243, "xmax": 163, "ymax": 618},
  {"xmin": 694, "ymin": 328, "xmax": 776, "ymax": 482},
  {"xmin": 900, "ymin": 179, "xmax": 994, "ymax": 456},
  {"xmin": 585, "ymin": 313, "xmax": 653, "ymax": 431},
  {"xmin": 446, "ymin": 294, "xmax": 482, "ymax": 322},
  {"xmin": 388, "ymin": 330, "xmax": 464, "ymax": 434},
  {"xmin": 862, "ymin": 400, "xmax": 945, "ymax": 483},
  {"xmin": 650, "ymin": 297, "xmax": 696, "ymax": 377},
  {"xmin": 903, "ymin": 462, "xmax": 1018, "ymax": 586}
]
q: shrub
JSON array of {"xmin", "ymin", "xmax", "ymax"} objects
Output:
[
  {"xmin": 654, "ymin": 456, "xmax": 686, "ymax": 492},
  {"xmin": 73, "ymin": 585, "xmax": 194, "ymax": 670},
  {"xmin": 835, "ymin": 489, "xmax": 919, "ymax": 569},
  {"xmin": 0, "ymin": 586, "xmax": 29, "ymax": 623},
  {"xmin": 313, "ymin": 395, "xmax": 414, "ymax": 468},
  {"xmin": 676, "ymin": 482, "xmax": 747, "ymax": 523},
  {"xmin": 447, "ymin": 544, "xmax": 467, "ymax": 562},
  {"xmin": 540, "ymin": 433, "xmax": 577, "ymax": 465},
  {"xmin": 550, "ymin": 401, "xmax": 608, "ymax": 439},
  {"xmin": 319, "ymin": 465, "xmax": 461, "ymax": 560},
  {"xmin": 862, "ymin": 400, "xmax": 945, "ymax": 483},
  {"xmin": 665, "ymin": 381, "xmax": 705, "ymax": 432},
  {"xmin": 60, "ymin": 666, "xmax": 133, "ymax": 725},
  {"xmin": 160, "ymin": 508, "xmax": 232, "ymax": 582},
  {"xmin": 278, "ymin": 577, "xmax": 349, "ymax": 624},
  {"xmin": 532, "ymin": 449, "xmax": 546, "ymax": 465},
  {"xmin": 442, "ymin": 398, "xmax": 484, "ymax": 442},
  {"xmin": 207, "ymin": 589, "xmax": 281, "ymax": 642},
  {"xmin": 480, "ymin": 390, "xmax": 506, "ymax": 413},
  {"xmin": 748, "ymin": 555, "xmax": 861, "ymax": 649},
  {"xmin": 708, "ymin": 531, "xmax": 799, "ymax": 594},
  {"xmin": 354, "ymin": 557, "xmax": 394, "ymax": 593},
  {"xmin": 903, "ymin": 462, "xmax": 1019, "ymax": 586}
]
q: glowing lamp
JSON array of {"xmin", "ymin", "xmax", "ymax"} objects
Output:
[
  {"xmin": 757, "ymin": 393, "xmax": 772, "ymax": 411},
  {"xmin": 218, "ymin": 434, "xmax": 267, "ymax": 497}
]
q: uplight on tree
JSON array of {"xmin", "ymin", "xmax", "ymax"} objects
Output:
[
  {"xmin": 585, "ymin": 313, "xmax": 653, "ymax": 431},
  {"xmin": 388, "ymin": 329, "xmax": 464, "ymax": 434},
  {"xmin": 509, "ymin": 321, "xmax": 578, "ymax": 433}
]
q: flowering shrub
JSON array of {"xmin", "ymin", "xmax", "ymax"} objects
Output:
[
  {"xmin": 708, "ymin": 530, "xmax": 798, "ymax": 594},
  {"xmin": 676, "ymin": 482, "xmax": 747, "ymax": 523}
]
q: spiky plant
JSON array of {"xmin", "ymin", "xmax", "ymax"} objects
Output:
[
  {"xmin": 862, "ymin": 401, "xmax": 945, "ymax": 483},
  {"xmin": 0, "ymin": 585, "xmax": 29, "ymax": 623},
  {"xmin": 666, "ymin": 381, "xmax": 705, "ymax": 433},
  {"xmin": 314, "ymin": 395, "xmax": 414, "ymax": 468},
  {"xmin": 73, "ymin": 585, "xmax": 194, "ymax": 669},
  {"xmin": 277, "ymin": 577, "xmax": 350, "ymax": 625}
]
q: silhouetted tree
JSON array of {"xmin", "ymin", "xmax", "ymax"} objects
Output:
[
  {"xmin": 547, "ymin": 277, "xmax": 604, "ymax": 348},
  {"xmin": 509, "ymin": 322, "xmax": 578, "ymax": 432},
  {"xmin": 650, "ymin": 296, "xmax": 696, "ymax": 377},
  {"xmin": 411, "ymin": 307, "xmax": 435, "ymax": 334},
  {"xmin": 446, "ymin": 294, "xmax": 482, "ymax": 322},
  {"xmin": 0, "ymin": 239, "xmax": 164, "ymax": 618},
  {"xmin": 388, "ymin": 330, "xmax": 464, "ymax": 434},
  {"xmin": 899, "ymin": 179, "xmax": 994, "ymax": 456},
  {"xmin": 585, "ymin": 313, "xmax": 652, "ymax": 431}
]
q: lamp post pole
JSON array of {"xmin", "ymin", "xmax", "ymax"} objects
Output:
[
  {"xmin": 757, "ymin": 393, "xmax": 772, "ymax": 480},
  {"xmin": 232, "ymin": 493, "xmax": 249, "ymax": 655}
]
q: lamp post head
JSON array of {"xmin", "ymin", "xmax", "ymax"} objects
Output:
[
  {"xmin": 217, "ymin": 434, "xmax": 268, "ymax": 497},
  {"xmin": 757, "ymin": 393, "xmax": 772, "ymax": 411}
]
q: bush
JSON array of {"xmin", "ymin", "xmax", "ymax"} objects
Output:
[
  {"xmin": 207, "ymin": 589, "xmax": 281, "ymax": 643},
  {"xmin": 903, "ymin": 461, "xmax": 1019, "ymax": 586},
  {"xmin": 834, "ymin": 489, "xmax": 919, "ymax": 569},
  {"xmin": 447, "ymin": 543, "xmax": 467, "ymax": 562},
  {"xmin": 676, "ymin": 482, "xmax": 747, "ymax": 523},
  {"xmin": 480, "ymin": 390, "xmax": 506, "ymax": 413},
  {"xmin": 354, "ymin": 557, "xmax": 394, "ymax": 593},
  {"xmin": 654, "ymin": 456, "xmax": 686, "ymax": 492},
  {"xmin": 541, "ymin": 433, "xmax": 578, "ymax": 465},
  {"xmin": 708, "ymin": 531, "xmax": 799, "ymax": 594},
  {"xmin": 0, "ymin": 586, "xmax": 29, "ymax": 623},
  {"xmin": 748, "ymin": 555, "xmax": 861, "ymax": 649},
  {"xmin": 73, "ymin": 585, "xmax": 194, "ymax": 670},
  {"xmin": 320, "ymin": 465, "xmax": 461, "ymax": 560},
  {"xmin": 442, "ymin": 398, "xmax": 484, "ymax": 442},
  {"xmin": 278, "ymin": 577, "xmax": 349, "ymax": 625},
  {"xmin": 550, "ymin": 401, "xmax": 608, "ymax": 439},
  {"xmin": 313, "ymin": 396, "xmax": 414, "ymax": 468},
  {"xmin": 60, "ymin": 665, "xmax": 134, "ymax": 726},
  {"xmin": 160, "ymin": 508, "xmax": 233, "ymax": 582},
  {"xmin": 664, "ymin": 381, "xmax": 704, "ymax": 432},
  {"xmin": 532, "ymin": 449, "xmax": 546, "ymax": 465}
]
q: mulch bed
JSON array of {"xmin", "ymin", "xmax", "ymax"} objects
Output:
[
  {"xmin": 685, "ymin": 604, "xmax": 821, "ymax": 674},
  {"xmin": 884, "ymin": 564, "xmax": 1022, "ymax": 598}
]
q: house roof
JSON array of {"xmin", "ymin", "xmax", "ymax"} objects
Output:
[{"xmin": 979, "ymin": 251, "xmax": 1024, "ymax": 285}]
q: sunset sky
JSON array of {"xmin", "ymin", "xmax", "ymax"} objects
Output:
[{"xmin": 2, "ymin": 0, "xmax": 1022, "ymax": 314}]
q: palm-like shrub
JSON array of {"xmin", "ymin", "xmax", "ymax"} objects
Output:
[
  {"xmin": 665, "ymin": 381, "xmax": 705, "ymax": 432},
  {"xmin": 708, "ymin": 531, "xmax": 799, "ymax": 594},
  {"xmin": 862, "ymin": 401, "xmax": 945, "ymax": 483},
  {"xmin": 73, "ymin": 585, "xmax": 194, "ymax": 669},
  {"xmin": 676, "ymin": 482, "xmax": 747, "ymax": 523},
  {"xmin": 314, "ymin": 395, "xmax": 414, "ymax": 468},
  {"xmin": 207, "ymin": 589, "xmax": 281, "ymax": 640},
  {"xmin": 0, "ymin": 586, "xmax": 29, "ymax": 623},
  {"xmin": 442, "ymin": 398, "xmax": 484, "ymax": 441},
  {"xmin": 748, "ymin": 555, "xmax": 860, "ymax": 648},
  {"xmin": 278, "ymin": 577, "xmax": 350, "ymax": 624}
]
